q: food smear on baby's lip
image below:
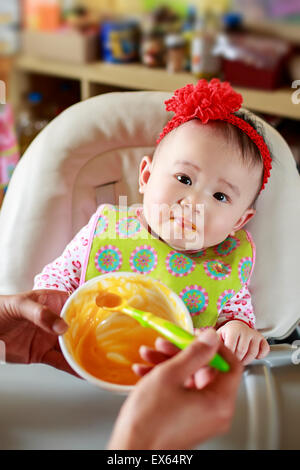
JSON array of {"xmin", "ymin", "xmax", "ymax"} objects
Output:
[{"xmin": 63, "ymin": 276, "xmax": 185, "ymax": 386}]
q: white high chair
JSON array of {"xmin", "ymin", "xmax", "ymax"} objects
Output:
[{"xmin": 0, "ymin": 92, "xmax": 299, "ymax": 450}]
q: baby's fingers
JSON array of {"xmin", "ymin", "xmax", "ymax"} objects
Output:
[
  {"xmin": 257, "ymin": 338, "xmax": 270, "ymax": 360},
  {"xmin": 220, "ymin": 330, "xmax": 239, "ymax": 355},
  {"xmin": 235, "ymin": 335, "xmax": 251, "ymax": 362},
  {"xmin": 241, "ymin": 337, "xmax": 270, "ymax": 365},
  {"xmin": 242, "ymin": 339, "xmax": 260, "ymax": 365}
]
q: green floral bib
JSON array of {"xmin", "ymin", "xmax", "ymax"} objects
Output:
[{"xmin": 82, "ymin": 205, "xmax": 255, "ymax": 328}]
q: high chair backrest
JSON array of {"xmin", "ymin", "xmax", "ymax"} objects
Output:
[{"xmin": 0, "ymin": 91, "xmax": 299, "ymax": 339}]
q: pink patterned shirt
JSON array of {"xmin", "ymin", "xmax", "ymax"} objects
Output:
[{"xmin": 33, "ymin": 209, "xmax": 256, "ymax": 329}]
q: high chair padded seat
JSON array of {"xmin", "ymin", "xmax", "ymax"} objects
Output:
[{"xmin": 0, "ymin": 91, "xmax": 299, "ymax": 339}]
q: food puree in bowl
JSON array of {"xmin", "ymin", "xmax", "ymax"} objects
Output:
[{"xmin": 63, "ymin": 275, "xmax": 190, "ymax": 386}]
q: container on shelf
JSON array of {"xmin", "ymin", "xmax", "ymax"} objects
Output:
[
  {"xmin": 38, "ymin": 0, "xmax": 61, "ymax": 32},
  {"xmin": 191, "ymin": 13, "xmax": 222, "ymax": 80},
  {"xmin": 215, "ymin": 33, "xmax": 291, "ymax": 89},
  {"xmin": 100, "ymin": 20, "xmax": 140, "ymax": 64},
  {"xmin": 22, "ymin": 28, "xmax": 99, "ymax": 64},
  {"xmin": 24, "ymin": 0, "xmax": 61, "ymax": 31},
  {"xmin": 140, "ymin": 30, "xmax": 165, "ymax": 68},
  {"xmin": 222, "ymin": 12, "xmax": 244, "ymax": 32},
  {"xmin": 181, "ymin": 5, "xmax": 197, "ymax": 71},
  {"xmin": 165, "ymin": 33, "xmax": 186, "ymax": 73},
  {"xmin": 0, "ymin": 0, "xmax": 21, "ymax": 55}
]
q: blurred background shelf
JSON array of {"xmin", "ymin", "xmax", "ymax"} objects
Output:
[{"xmin": 13, "ymin": 54, "xmax": 300, "ymax": 120}]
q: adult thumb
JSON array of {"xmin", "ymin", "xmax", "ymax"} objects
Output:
[
  {"xmin": 162, "ymin": 329, "xmax": 220, "ymax": 385},
  {"xmin": 10, "ymin": 295, "xmax": 68, "ymax": 335}
]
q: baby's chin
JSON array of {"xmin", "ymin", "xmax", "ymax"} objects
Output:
[{"xmin": 160, "ymin": 230, "xmax": 205, "ymax": 253}]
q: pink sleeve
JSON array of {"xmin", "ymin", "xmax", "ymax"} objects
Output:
[
  {"xmin": 33, "ymin": 211, "xmax": 98, "ymax": 294},
  {"xmin": 216, "ymin": 284, "xmax": 256, "ymax": 329}
]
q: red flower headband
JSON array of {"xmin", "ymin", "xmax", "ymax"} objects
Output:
[{"xmin": 157, "ymin": 79, "xmax": 272, "ymax": 192}]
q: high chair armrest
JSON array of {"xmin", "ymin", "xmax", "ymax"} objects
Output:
[{"xmin": 249, "ymin": 344, "xmax": 300, "ymax": 368}]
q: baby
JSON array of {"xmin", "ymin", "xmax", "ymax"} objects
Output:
[{"xmin": 34, "ymin": 79, "xmax": 271, "ymax": 365}]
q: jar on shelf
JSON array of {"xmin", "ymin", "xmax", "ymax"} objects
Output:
[
  {"xmin": 182, "ymin": 5, "xmax": 197, "ymax": 71},
  {"xmin": 191, "ymin": 13, "xmax": 222, "ymax": 79},
  {"xmin": 165, "ymin": 33, "xmax": 186, "ymax": 73},
  {"xmin": 140, "ymin": 30, "xmax": 165, "ymax": 68}
]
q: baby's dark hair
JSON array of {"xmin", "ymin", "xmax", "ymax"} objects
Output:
[{"xmin": 212, "ymin": 110, "xmax": 273, "ymax": 208}]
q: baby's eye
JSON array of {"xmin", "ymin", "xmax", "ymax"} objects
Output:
[
  {"xmin": 176, "ymin": 174, "xmax": 192, "ymax": 186},
  {"xmin": 214, "ymin": 192, "xmax": 228, "ymax": 203}
]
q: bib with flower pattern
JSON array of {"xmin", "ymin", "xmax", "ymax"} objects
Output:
[{"xmin": 82, "ymin": 205, "xmax": 255, "ymax": 328}]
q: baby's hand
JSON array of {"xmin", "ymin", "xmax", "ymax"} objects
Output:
[{"xmin": 217, "ymin": 320, "xmax": 270, "ymax": 365}]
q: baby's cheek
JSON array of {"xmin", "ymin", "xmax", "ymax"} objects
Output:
[
  {"xmin": 204, "ymin": 211, "xmax": 233, "ymax": 246},
  {"xmin": 149, "ymin": 189, "xmax": 172, "ymax": 208},
  {"xmin": 145, "ymin": 195, "xmax": 173, "ymax": 224}
]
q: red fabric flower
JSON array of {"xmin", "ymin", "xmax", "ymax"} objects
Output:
[
  {"xmin": 158, "ymin": 79, "xmax": 243, "ymax": 143},
  {"xmin": 166, "ymin": 79, "xmax": 242, "ymax": 122}
]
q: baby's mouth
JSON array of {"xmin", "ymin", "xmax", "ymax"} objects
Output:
[{"xmin": 170, "ymin": 215, "xmax": 197, "ymax": 232}]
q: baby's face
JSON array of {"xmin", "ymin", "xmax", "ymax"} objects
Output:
[{"xmin": 139, "ymin": 120, "xmax": 263, "ymax": 252}]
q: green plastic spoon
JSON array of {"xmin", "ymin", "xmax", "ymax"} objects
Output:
[{"xmin": 96, "ymin": 292, "xmax": 230, "ymax": 373}]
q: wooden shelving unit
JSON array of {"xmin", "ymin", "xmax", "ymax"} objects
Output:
[{"xmin": 11, "ymin": 54, "xmax": 300, "ymax": 120}]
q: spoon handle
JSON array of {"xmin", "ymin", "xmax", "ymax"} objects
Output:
[{"xmin": 122, "ymin": 307, "xmax": 230, "ymax": 373}]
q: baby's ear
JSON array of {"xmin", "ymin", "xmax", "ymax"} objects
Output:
[
  {"xmin": 231, "ymin": 208, "xmax": 256, "ymax": 234},
  {"xmin": 139, "ymin": 156, "xmax": 153, "ymax": 194}
]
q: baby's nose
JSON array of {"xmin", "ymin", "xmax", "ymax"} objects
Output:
[{"xmin": 179, "ymin": 197, "xmax": 202, "ymax": 214}]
